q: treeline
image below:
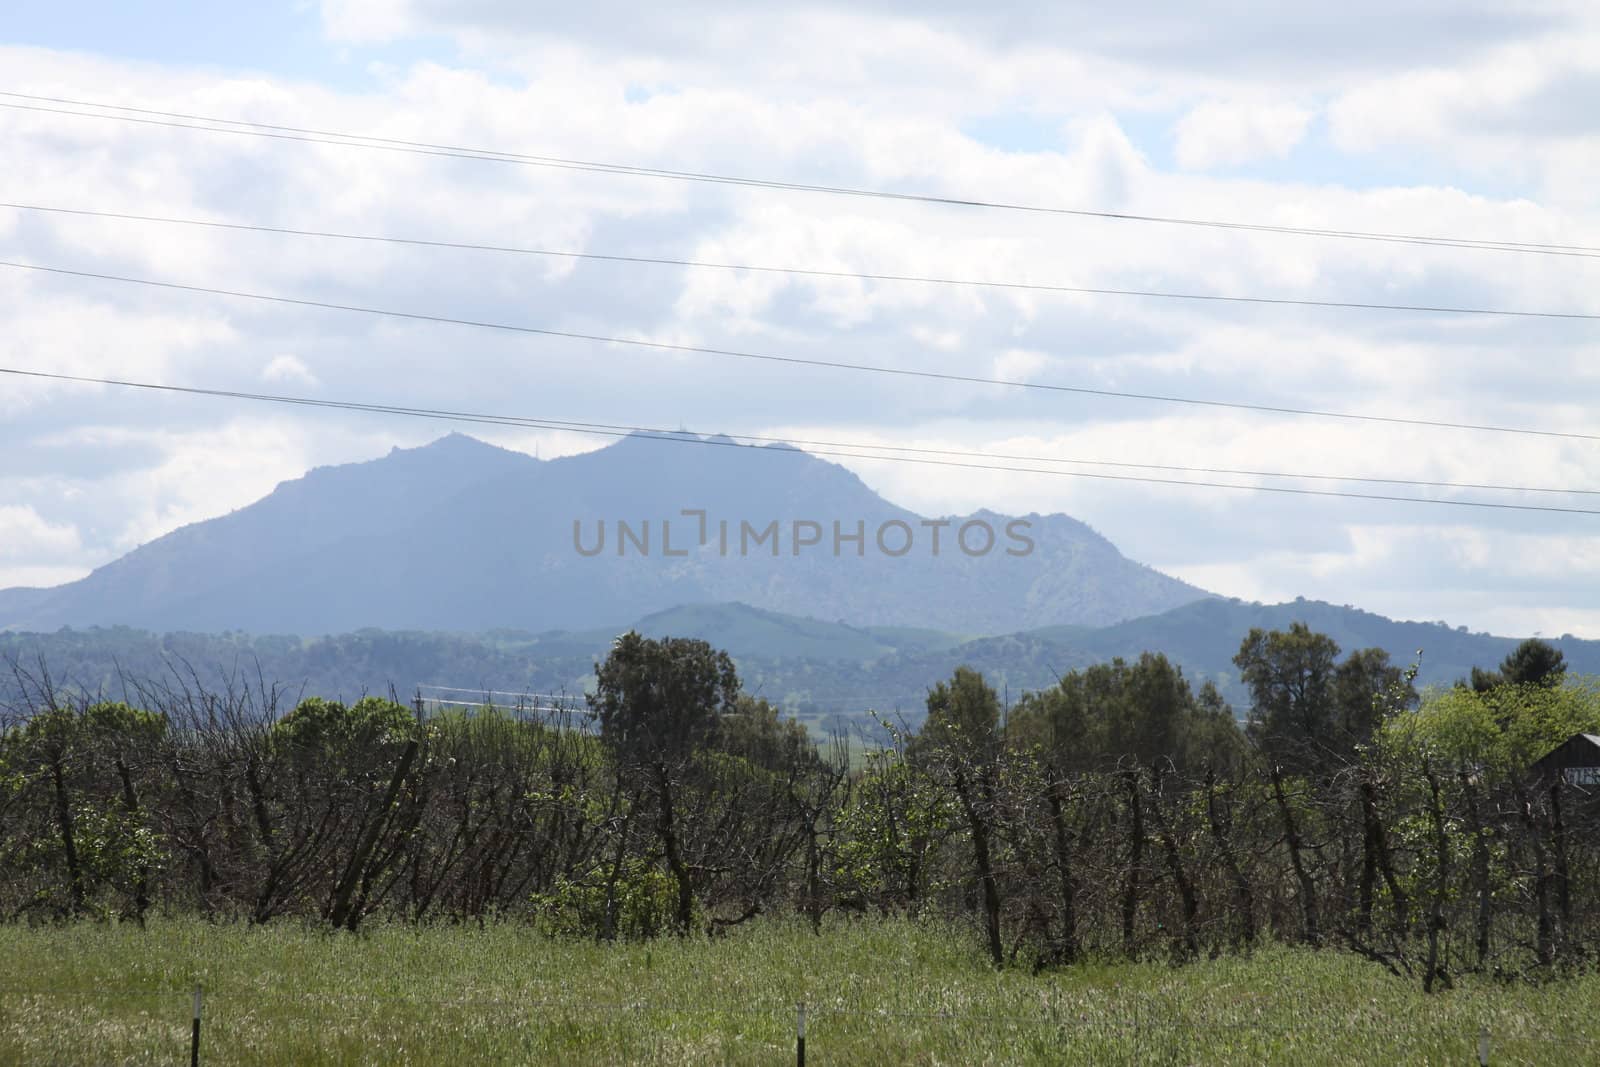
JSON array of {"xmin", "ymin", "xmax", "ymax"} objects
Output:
[{"xmin": 1, "ymin": 628, "xmax": 1597, "ymax": 989}]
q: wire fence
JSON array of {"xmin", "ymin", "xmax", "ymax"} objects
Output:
[{"xmin": 2, "ymin": 984, "xmax": 1594, "ymax": 1065}]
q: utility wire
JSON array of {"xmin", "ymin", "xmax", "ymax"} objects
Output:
[
  {"xmin": 6, "ymin": 201, "xmax": 1598, "ymax": 322},
  {"xmin": 2, "ymin": 90, "xmax": 1596, "ymax": 258},
  {"xmin": 3, "ymin": 257, "xmax": 1598, "ymax": 444},
  {"xmin": 9, "ymin": 348, "xmax": 1579, "ymax": 497},
  {"xmin": 4, "ymin": 366, "xmax": 1599, "ymax": 516}
]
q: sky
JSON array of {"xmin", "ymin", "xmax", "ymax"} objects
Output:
[{"xmin": 3, "ymin": 1, "xmax": 1600, "ymax": 637}]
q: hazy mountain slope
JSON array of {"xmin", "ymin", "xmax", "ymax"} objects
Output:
[
  {"xmin": 0, "ymin": 433, "xmax": 1205, "ymax": 634},
  {"xmin": 5, "ymin": 599, "xmax": 1597, "ymax": 722},
  {"xmin": 629, "ymin": 602, "xmax": 960, "ymax": 662},
  {"xmin": 1069, "ymin": 597, "xmax": 1547, "ymax": 690}
]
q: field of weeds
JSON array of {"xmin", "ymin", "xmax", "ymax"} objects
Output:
[{"xmin": 0, "ymin": 918, "xmax": 1594, "ymax": 1065}]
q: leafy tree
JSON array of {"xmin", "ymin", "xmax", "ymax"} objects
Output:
[
  {"xmin": 1333, "ymin": 647, "xmax": 1414, "ymax": 746},
  {"xmin": 720, "ymin": 695, "xmax": 817, "ymax": 774},
  {"xmin": 592, "ymin": 633, "xmax": 738, "ymax": 768},
  {"xmin": 590, "ymin": 632, "xmax": 739, "ymax": 934},
  {"xmin": 259, "ymin": 696, "xmax": 421, "ymax": 929},
  {"xmin": 10, "ymin": 702, "xmax": 167, "ymax": 920},
  {"xmin": 1190, "ymin": 680, "xmax": 1248, "ymax": 775},
  {"xmin": 922, "ymin": 667, "xmax": 1001, "ymax": 761},
  {"xmin": 1504, "ymin": 638, "xmax": 1566, "ymax": 687},
  {"xmin": 1235, "ymin": 624, "xmax": 1340, "ymax": 766},
  {"xmin": 920, "ymin": 667, "xmax": 1005, "ymax": 965},
  {"xmin": 272, "ymin": 696, "xmax": 414, "ymax": 761},
  {"xmin": 1470, "ymin": 638, "xmax": 1567, "ymax": 692},
  {"xmin": 1236, "ymin": 625, "xmax": 1412, "ymax": 767},
  {"xmin": 1383, "ymin": 676, "xmax": 1600, "ymax": 774},
  {"xmin": 832, "ymin": 741, "xmax": 948, "ymax": 912},
  {"xmin": 1008, "ymin": 653, "xmax": 1241, "ymax": 772}
]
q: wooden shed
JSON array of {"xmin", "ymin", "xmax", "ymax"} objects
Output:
[{"xmin": 1530, "ymin": 733, "xmax": 1600, "ymax": 787}]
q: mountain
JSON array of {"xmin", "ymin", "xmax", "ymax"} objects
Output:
[
  {"xmin": 0, "ymin": 433, "xmax": 1206, "ymax": 635},
  {"xmin": 5, "ymin": 598, "xmax": 1596, "ymax": 724}
]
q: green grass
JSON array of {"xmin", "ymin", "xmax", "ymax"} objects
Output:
[{"xmin": 0, "ymin": 918, "xmax": 1594, "ymax": 1065}]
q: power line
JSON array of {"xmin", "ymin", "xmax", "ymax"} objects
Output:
[
  {"xmin": 6, "ymin": 201, "xmax": 1598, "ymax": 322},
  {"xmin": 423, "ymin": 698, "xmax": 592, "ymax": 715},
  {"xmin": 12, "ymin": 350, "xmax": 1580, "ymax": 497},
  {"xmin": 2, "ymin": 90, "xmax": 1595, "ymax": 259},
  {"xmin": 419, "ymin": 686, "xmax": 588, "ymax": 701},
  {"xmin": 3, "ymin": 257, "xmax": 1599, "ymax": 445},
  {"xmin": 4, "ymin": 366, "xmax": 1599, "ymax": 516},
  {"xmin": 416, "ymin": 685, "xmax": 922, "ymax": 710}
]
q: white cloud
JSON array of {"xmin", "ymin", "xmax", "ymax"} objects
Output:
[
  {"xmin": 0, "ymin": 506, "xmax": 86, "ymax": 589},
  {"xmin": 320, "ymin": 0, "xmax": 420, "ymax": 43},
  {"xmin": 262, "ymin": 354, "xmax": 320, "ymax": 386},
  {"xmin": 1173, "ymin": 100, "xmax": 1313, "ymax": 170},
  {"xmin": 1326, "ymin": 30, "xmax": 1600, "ymax": 206},
  {"xmin": 991, "ymin": 349, "xmax": 1049, "ymax": 382},
  {"xmin": 0, "ymin": 506, "xmax": 82, "ymax": 562}
]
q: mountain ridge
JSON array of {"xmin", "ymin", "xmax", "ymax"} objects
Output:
[
  {"xmin": 5, "ymin": 597, "xmax": 1596, "ymax": 720},
  {"xmin": 0, "ymin": 433, "xmax": 1207, "ymax": 635}
]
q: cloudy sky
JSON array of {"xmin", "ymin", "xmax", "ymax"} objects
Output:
[{"xmin": 3, "ymin": 1, "xmax": 1600, "ymax": 637}]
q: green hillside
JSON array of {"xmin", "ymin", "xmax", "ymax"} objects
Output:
[{"xmin": 4, "ymin": 598, "xmax": 1596, "ymax": 725}]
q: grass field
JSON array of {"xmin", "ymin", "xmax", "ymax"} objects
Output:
[{"xmin": 0, "ymin": 918, "xmax": 1594, "ymax": 1065}]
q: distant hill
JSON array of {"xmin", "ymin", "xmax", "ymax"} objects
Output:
[
  {"xmin": 0, "ymin": 433, "xmax": 1205, "ymax": 636},
  {"xmin": 5, "ymin": 598, "xmax": 1596, "ymax": 725},
  {"xmin": 630, "ymin": 602, "xmax": 967, "ymax": 662}
]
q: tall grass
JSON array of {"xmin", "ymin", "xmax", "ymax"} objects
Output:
[{"xmin": 0, "ymin": 917, "xmax": 1593, "ymax": 1064}]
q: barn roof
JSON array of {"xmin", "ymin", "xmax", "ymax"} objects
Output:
[{"xmin": 1531, "ymin": 733, "xmax": 1600, "ymax": 773}]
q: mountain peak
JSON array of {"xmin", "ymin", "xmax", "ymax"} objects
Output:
[
  {"xmin": 0, "ymin": 434, "xmax": 1207, "ymax": 635},
  {"xmin": 400, "ymin": 433, "xmax": 525, "ymax": 459}
]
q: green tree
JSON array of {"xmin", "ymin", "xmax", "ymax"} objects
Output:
[
  {"xmin": 591, "ymin": 632, "xmax": 739, "ymax": 934},
  {"xmin": 1333, "ymin": 647, "xmax": 1414, "ymax": 748},
  {"xmin": 1009, "ymin": 654, "xmax": 1241, "ymax": 772},
  {"xmin": 12, "ymin": 702, "xmax": 167, "ymax": 920},
  {"xmin": 1235, "ymin": 625, "xmax": 1408, "ymax": 767},
  {"xmin": 1471, "ymin": 638, "xmax": 1568, "ymax": 692},
  {"xmin": 720, "ymin": 695, "xmax": 816, "ymax": 774},
  {"xmin": 1235, "ymin": 624, "xmax": 1340, "ymax": 766},
  {"xmin": 592, "ymin": 633, "xmax": 738, "ymax": 767},
  {"xmin": 1383, "ymin": 676, "xmax": 1600, "ymax": 774},
  {"xmin": 920, "ymin": 667, "xmax": 1005, "ymax": 966},
  {"xmin": 271, "ymin": 696, "xmax": 415, "ymax": 763}
]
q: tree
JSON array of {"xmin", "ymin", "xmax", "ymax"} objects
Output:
[
  {"xmin": 1333, "ymin": 647, "xmax": 1414, "ymax": 750},
  {"xmin": 1472, "ymin": 638, "xmax": 1568, "ymax": 692},
  {"xmin": 720, "ymin": 695, "xmax": 817, "ymax": 774},
  {"xmin": 591, "ymin": 632, "xmax": 739, "ymax": 934},
  {"xmin": 921, "ymin": 667, "xmax": 1005, "ymax": 966},
  {"xmin": 1007, "ymin": 654, "xmax": 1239, "ymax": 773},
  {"xmin": 593, "ymin": 633, "xmax": 738, "ymax": 767},
  {"xmin": 272, "ymin": 696, "xmax": 415, "ymax": 764},
  {"xmin": 1235, "ymin": 624, "xmax": 1341, "ymax": 766},
  {"xmin": 263, "ymin": 696, "xmax": 421, "ymax": 930},
  {"xmin": 9, "ymin": 701, "xmax": 167, "ymax": 920},
  {"xmin": 1504, "ymin": 638, "xmax": 1566, "ymax": 688},
  {"xmin": 1384, "ymin": 676, "xmax": 1600, "ymax": 774},
  {"xmin": 1236, "ymin": 625, "xmax": 1407, "ymax": 766}
]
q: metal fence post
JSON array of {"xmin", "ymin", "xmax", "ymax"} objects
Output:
[
  {"xmin": 190, "ymin": 985, "xmax": 203, "ymax": 1067},
  {"xmin": 796, "ymin": 1001, "xmax": 806, "ymax": 1067},
  {"xmin": 1478, "ymin": 1026, "xmax": 1490, "ymax": 1066}
]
